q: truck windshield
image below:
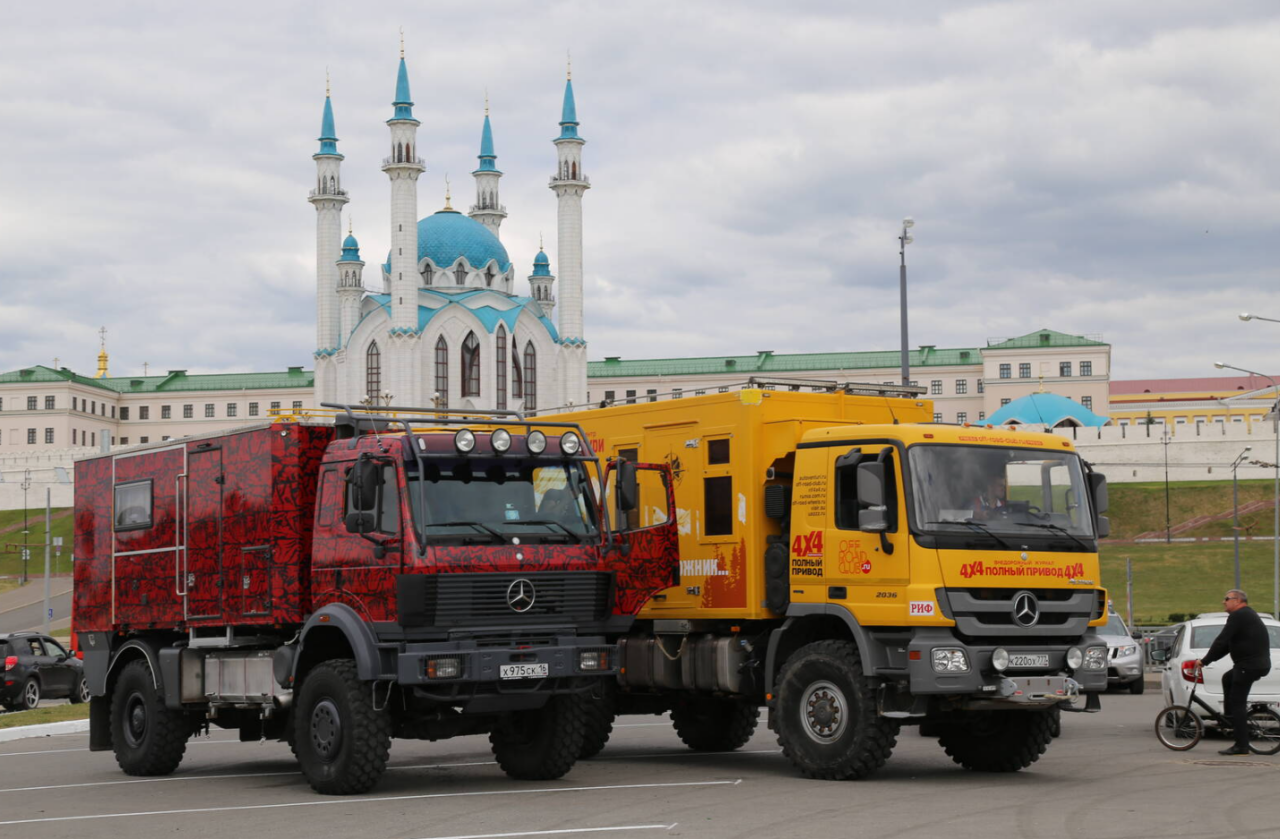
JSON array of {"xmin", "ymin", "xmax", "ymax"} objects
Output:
[
  {"xmin": 406, "ymin": 457, "xmax": 599, "ymax": 545},
  {"xmin": 907, "ymin": 444, "xmax": 1096, "ymax": 541}
]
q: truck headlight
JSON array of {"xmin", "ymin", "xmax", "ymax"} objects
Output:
[
  {"xmin": 490, "ymin": 428, "xmax": 512, "ymax": 453},
  {"xmin": 560, "ymin": 432, "xmax": 581, "ymax": 455},
  {"xmin": 1066, "ymin": 647, "xmax": 1084, "ymax": 670},
  {"xmin": 991, "ymin": 648, "xmax": 1010, "ymax": 673},
  {"xmin": 1084, "ymin": 647, "xmax": 1107, "ymax": 670},
  {"xmin": 527, "ymin": 430, "xmax": 547, "ymax": 454},
  {"xmin": 426, "ymin": 657, "xmax": 462, "ymax": 679},
  {"xmin": 579, "ymin": 650, "xmax": 609, "ymax": 671},
  {"xmin": 932, "ymin": 648, "xmax": 969, "ymax": 673},
  {"xmin": 455, "ymin": 429, "xmax": 476, "ymax": 453}
]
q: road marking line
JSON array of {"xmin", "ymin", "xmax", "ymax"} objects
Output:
[
  {"xmin": 0, "ymin": 779, "xmax": 741, "ymax": 826},
  {"xmin": 410, "ymin": 824, "xmax": 678, "ymax": 839},
  {"xmin": 611, "ymin": 723, "xmax": 670, "ymax": 728},
  {"xmin": 597, "ymin": 748, "xmax": 780, "ymax": 760},
  {"xmin": 0, "ymin": 737, "xmax": 249, "ymax": 757}
]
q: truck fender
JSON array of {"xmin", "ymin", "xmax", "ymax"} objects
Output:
[
  {"xmin": 290, "ymin": 603, "xmax": 384, "ymax": 686},
  {"xmin": 765, "ymin": 605, "xmax": 875, "ymax": 696},
  {"xmin": 102, "ymin": 638, "xmax": 165, "ymax": 695}
]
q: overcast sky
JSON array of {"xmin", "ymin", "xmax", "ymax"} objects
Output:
[{"xmin": 2, "ymin": 1, "xmax": 1278, "ymax": 383}]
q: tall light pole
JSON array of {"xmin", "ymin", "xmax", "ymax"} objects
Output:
[
  {"xmin": 898, "ymin": 217, "xmax": 915, "ymax": 387},
  {"xmin": 1231, "ymin": 445, "xmax": 1253, "ymax": 591},
  {"xmin": 1217, "ymin": 361, "xmax": 1279, "ymax": 617},
  {"xmin": 1162, "ymin": 430, "xmax": 1171, "ymax": 543},
  {"xmin": 20, "ymin": 469, "xmax": 31, "ymax": 585}
]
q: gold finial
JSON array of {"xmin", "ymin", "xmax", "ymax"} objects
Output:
[
  {"xmin": 567, "ymin": 50, "xmax": 572, "ymax": 80},
  {"xmin": 326, "ymin": 67, "xmax": 330, "ymax": 97},
  {"xmin": 443, "ymin": 175, "xmax": 452, "ymax": 210},
  {"xmin": 94, "ymin": 326, "xmax": 110, "ymax": 379},
  {"xmin": 399, "ymin": 27, "xmax": 405, "ymax": 59}
]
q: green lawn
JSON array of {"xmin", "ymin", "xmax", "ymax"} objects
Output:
[
  {"xmin": 1107, "ymin": 480, "xmax": 1278, "ymax": 540},
  {"xmin": 0, "ymin": 508, "xmax": 74, "ymax": 577},
  {"xmin": 0, "ymin": 702, "xmax": 90, "ymax": 729}
]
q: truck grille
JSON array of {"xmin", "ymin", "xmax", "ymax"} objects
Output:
[
  {"xmin": 397, "ymin": 572, "xmax": 612, "ymax": 628},
  {"xmin": 941, "ymin": 587, "xmax": 1102, "ymax": 638}
]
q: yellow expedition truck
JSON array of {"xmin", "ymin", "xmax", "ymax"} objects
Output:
[{"xmin": 548, "ymin": 385, "xmax": 1110, "ymax": 779}]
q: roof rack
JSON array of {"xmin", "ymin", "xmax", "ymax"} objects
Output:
[
  {"xmin": 745, "ymin": 377, "xmax": 927, "ymax": 397},
  {"xmin": 320, "ymin": 403, "xmax": 596, "ymax": 457}
]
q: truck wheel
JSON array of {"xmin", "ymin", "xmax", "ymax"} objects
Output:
[
  {"xmin": 773, "ymin": 640, "xmax": 898, "ymax": 780},
  {"xmin": 579, "ymin": 687, "xmax": 617, "ymax": 759},
  {"xmin": 110, "ymin": 659, "xmax": 189, "ymax": 776},
  {"xmin": 671, "ymin": 696, "xmax": 760, "ymax": 751},
  {"xmin": 491, "ymin": 694, "xmax": 587, "ymax": 780},
  {"xmin": 294, "ymin": 660, "xmax": 391, "ymax": 795},
  {"xmin": 937, "ymin": 709, "xmax": 1053, "ymax": 772}
]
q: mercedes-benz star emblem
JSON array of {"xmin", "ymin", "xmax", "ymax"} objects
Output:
[
  {"xmin": 506, "ymin": 578, "xmax": 536, "ymax": 613},
  {"xmin": 1012, "ymin": 590, "xmax": 1039, "ymax": 628}
]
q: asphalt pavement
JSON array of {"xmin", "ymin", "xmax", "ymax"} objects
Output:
[
  {"xmin": 0, "ymin": 578, "xmax": 73, "ymax": 634},
  {"xmin": 0, "ymin": 691, "xmax": 1275, "ymax": 839}
]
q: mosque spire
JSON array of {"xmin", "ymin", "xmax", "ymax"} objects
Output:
[
  {"xmin": 392, "ymin": 29, "xmax": 415, "ymax": 121},
  {"xmin": 318, "ymin": 77, "xmax": 339, "ymax": 156},
  {"xmin": 559, "ymin": 59, "xmax": 579, "ymax": 140},
  {"xmin": 470, "ymin": 95, "xmax": 506, "ymax": 236}
]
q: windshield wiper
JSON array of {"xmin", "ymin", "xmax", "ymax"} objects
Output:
[
  {"xmin": 927, "ymin": 519, "xmax": 1015, "ymax": 550},
  {"xmin": 512, "ymin": 519, "xmax": 580, "ymax": 539},
  {"xmin": 423, "ymin": 520, "xmax": 504, "ymax": 541},
  {"xmin": 1014, "ymin": 521, "xmax": 1090, "ymax": 551}
]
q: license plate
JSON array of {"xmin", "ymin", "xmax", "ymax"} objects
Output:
[
  {"xmin": 500, "ymin": 663, "xmax": 549, "ymax": 680},
  {"xmin": 1009, "ymin": 654, "xmax": 1050, "ymax": 668}
]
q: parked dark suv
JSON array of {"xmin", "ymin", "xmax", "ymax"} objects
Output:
[{"xmin": 1, "ymin": 633, "xmax": 87, "ymax": 711}]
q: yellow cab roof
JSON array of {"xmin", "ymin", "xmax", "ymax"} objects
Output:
[{"xmin": 798, "ymin": 422, "xmax": 1078, "ymax": 453}]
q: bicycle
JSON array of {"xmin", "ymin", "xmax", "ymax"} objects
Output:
[{"xmin": 1154, "ymin": 669, "xmax": 1280, "ymax": 755}]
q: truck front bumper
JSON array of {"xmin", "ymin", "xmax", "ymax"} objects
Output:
[{"xmin": 905, "ymin": 630, "xmax": 1107, "ymax": 704}]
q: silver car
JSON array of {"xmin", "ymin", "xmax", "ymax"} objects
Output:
[{"xmin": 1098, "ymin": 612, "xmax": 1145, "ymax": 694}]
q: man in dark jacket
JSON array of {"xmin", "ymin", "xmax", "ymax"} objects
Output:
[{"xmin": 1197, "ymin": 589, "xmax": 1273, "ymax": 755}]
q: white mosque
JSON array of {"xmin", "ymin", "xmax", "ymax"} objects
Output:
[{"xmin": 311, "ymin": 48, "xmax": 589, "ymax": 413}]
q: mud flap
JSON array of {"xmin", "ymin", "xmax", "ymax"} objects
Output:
[{"xmin": 89, "ymin": 695, "xmax": 113, "ymax": 751}]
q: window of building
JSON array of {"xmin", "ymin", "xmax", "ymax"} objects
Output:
[
  {"xmin": 160, "ymin": 405, "xmax": 170, "ymax": 419},
  {"xmin": 68, "ymin": 397, "xmax": 73, "ymax": 411},
  {"xmin": 120, "ymin": 407, "xmax": 129, "ymax": 421},
  {"xmin": 718, "ymin": 385, "xmax": 729, "ymax": 393},
  {"xmin": 955, "ymin": 379, "xmax": 968, "ymax": 395},
  {"xmin": 1175, "ymin": 417, "xmax": 1187, "ymax": 425},
  {"xmin": 91, "ymin": 401, "xmax": 96, "ymax": 413},
  {"xmin": 1233, "ymin": 416, "xmax": 1245, "ymax": 423},
  {"xmin": 139, "ymin": 406, "xmax": 149, "ymax": 420},
  {"xmin": 226, "ymin": 403, "xmax": 236, "ymax": 418},
  {"xmin": 435, "ymin": 337, "xmax": 449, "ymax": 408},
  {"xmin": 1000, "ymin": 398, "xmax": 1011, "ymax": 407},
  {"xmin": 366, "ymin": 341, "xmax": 382, "ymax": 400},
  {"xmin": 625, "ymin": 390, "xmax": 636, "ymax": 404},
  {"xmin": 111, "ymin": 405, "xmax": 115, "ymax": 418},
  {"xmin": 1019, "ymin": 363, "xmax": 1031, "ymax": 378},
  {"xmin": 523, "ymin": 342, "xmax": 537, "ymax": 410},
  {"xmin": 461, "ymin": 332, "xmax": 481, "ymax": 398},
  {"xmin": 647, "ymin": 389, "xmax": 658, "ymax": 403},
  {"xmin": 957, "ymin": 412, "xmax": 967, "ymax": 424},
  {"xmin": 270, "ymin": 401, "xmax": 281, "ymax": 413},
  {"xmin": 205, "ymin": 404, "xmax": 214, "ymax": 418},
  {"xmin": 930, "ymin": 380, "xmax": 942, "ymax": 395},
  {"xmin": 44, "ymin": 428, "xmax": 53, "ymax": 444},
  {"xmin": 999, "ymin": 364, "xmax": 1011, "ymax": 379},
  {"xmin": 1081, "ymin": 395, "xmax": 1093, "ymax": 410},
  {"xmin": 672, "ymin": 388, "xmax": 683, "ymax": 399},
  {"xmin": 604, "ymin": 390, "xmax": 615, "ymax": 404},
  {"xmin": 248, "ymin": 402, "xmax": 259, "ymax": 417},
  {"xmin": 293, "ymin": 401, "xmax": 302, "ymax": 412},
  {"xmin": 182, "ymin": 404, "xmax": 192, "ymax": 419},
  {"xmin": 495, "ymin": 326, "xmax": 508, "ymax": 411},
  {"xmin": 977, "ymin": 379, "xmax": 984, "ymax": 394},
  {"xmin": 933, "ymin": 412, "xmax": 943, "ymax": 422},
  {"xmin": 91, "ymin": 432, "xmax": 96, "ymax": 446},
  {"xmin": 27, "ymin": 396, "xmax": 37, "ymax": 410},
  {"xmin": 139, "ymin": 436, "xmax": 148, "ymax": 444},
  {"xmin": 510, "ymin": 337, "xmax": 522, "ymax": 400},
  {"xmin": 1080, "ymin": 361, "xmax": 1093, "ymax": 377},
  {"xmin": 454, "ymin": 263, "xmax": 467, "ymax": 285},
  {"xmin": 695, "ymin": 390, "xmax": 706, "ymax": 396},
  {"xmin": 120, "ymin": 437, "xmax": 128, "ymax": 445},
  {"xmin": 978, "ymin": 412, "xmax": 986, "ymax": 421},
  {"xmin": 44, "ymin": 396, "xmax": 54, "ymax": 410},
  {"xmin": 1060, "ymin": 362, "xmax": 1072, "ymax": 377},
  {"xmin": 162, "ymin": 435, "xmax": 171, "ymax": 441}
]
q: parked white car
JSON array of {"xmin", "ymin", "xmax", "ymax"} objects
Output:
[
  {"xmin": 1098, "ymin": 612, "xmax": 1145, "ymax": 693},
  {"xmin": 1155, "ymin": 612, "xmax": 1280, "ymax": 722}
]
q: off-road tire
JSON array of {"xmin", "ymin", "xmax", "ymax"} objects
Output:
[
  {"xmin": 110, "ymin": 659, "xmax": 189, "ymax": 776},
  {"xmin": 294, "ymin": 660, "xmax": 391, "ymax": 795},
  {"xmin": 21, "ymin": 678, "xmax": 40, "ymax": 710},
  {"xmin": 70, "ymin": 675, "xmax": 90, "ymax": 704},
  {"xmin": 937, "ymin": 709, "xmax": 1054, "ymax": 772},
  {"xmin": 773, "ymin": 639, "xmax": 898, "ymax": 780},
  {"xmin": 1047, "ymin": 704, "xmax": 1062, "ymax": 738},
  {"xmin": 491, "ymin": 694, "xmax": 587, "ymax": 780},
  {"xmin": 1129, "ymin": 677, "xmax": 1146, "ymax": 695},
  {"xmin": 671, "ymin": 696, "xmax": 760, "ymax": 752},
  {"xmin": 579, "ymin": 687, "xmax": 617, "ymax": 759}
]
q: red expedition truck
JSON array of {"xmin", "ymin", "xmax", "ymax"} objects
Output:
[{"xmin": 73, "ymin": 406, "xmax": 676, "ymax": 794}]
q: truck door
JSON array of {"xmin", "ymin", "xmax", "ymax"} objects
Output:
[
  {"xmin": 186, "ymin": 446, "xmax": 224, "ymax": 620},
  {"xmin": 828, "ymin": 443, "xmax": 909, "ymax": 596},
  {"xmin": 603, "ymin": 456, "xmax": 679, "ymax": 615}
]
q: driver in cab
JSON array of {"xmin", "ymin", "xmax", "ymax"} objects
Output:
[{"xmin": 972, "ymin": 473, "xmax": 1008, "ymax": 520}]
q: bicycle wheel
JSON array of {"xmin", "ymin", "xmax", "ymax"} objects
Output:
[
  {"xmin": 1154, "ymin": 705, "xmax": 1203, "ymax": 751},
  {"xmin": 1245, "ymin": 707, "xmax": 1280, "ymax": 756}
]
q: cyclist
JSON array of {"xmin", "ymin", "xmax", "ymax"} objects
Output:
[{"xmin": 1197, "ymin": 589, "xmax": 1272, "ymax": 755}]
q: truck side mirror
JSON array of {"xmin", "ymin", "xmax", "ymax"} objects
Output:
[
  {"xmin": 856, "ymin": 462, "xmax": 889, "ymax": 532},
  {"xmin": 345, "ymin": 511, "xmax": 377, "ymax": 534},
  {"xmin": 616, "ymin": 460, "xmax": 638, "ymax": 512},
  {"xmin": 1095, "ymin": 515, "xmax": 1110, "ymax": 539},
  {"xmin": 1089, "ymin": 472, "xmax": 1108, "ymax": 514},
  {"xmin": 347, "ymin": 458, "xmax": 383, "ymax": 512}
]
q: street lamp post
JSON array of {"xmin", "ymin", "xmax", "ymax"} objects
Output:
[
  {"xmin": 1162, "ymin": 430, "xmax": 1171, "ymax": 543},
  {"xmin": 20, "ymin": 469, "xmax": 31, "ymax": 585},
  {"xmin": 1217, "ymin": 361, "xmax": 1280, "ymax": 617},
  {"xmin": 898, "ymin": 217, "xmax": 915, "ymax": 388},
  {"xmin": 1231, "ymin": 446, "xmax": 1253, "ymax": 591}
]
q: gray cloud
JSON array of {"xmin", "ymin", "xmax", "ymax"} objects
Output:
[{"xmin": 1, "ymin": 1, "xmax": 1278, "ymax": 383}]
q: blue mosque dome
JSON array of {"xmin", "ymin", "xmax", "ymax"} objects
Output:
[
  {"xmin": 531, "ymin": 248, "xmax": 552, "ymax": 277},
  {"xmin": 340, "ymin": 231, "xmax": 361, "ymax": 262},
  {"xmin": 416, "ymin": 209, "xmax": 511, "ymax": 271}
]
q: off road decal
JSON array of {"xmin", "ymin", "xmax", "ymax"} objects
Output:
[
  {"xmin": 909, "ymin": 601, "xmax": 936, "ymax": 617},
  {"xmin": 960, "ymin": 560, "xmax": 1086, "ymax": 580},
  {"xmin": 837, "ymin": 539, "xmax": 872, "ymax": 575},
  {"xmin": 793, "ymin": 474, "xmax": 827, "ymax": 517}
]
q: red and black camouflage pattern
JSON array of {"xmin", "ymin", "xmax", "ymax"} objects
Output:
[{"xmin": 73, "ymin": 426, "xmax": 679, "ymax": 634}]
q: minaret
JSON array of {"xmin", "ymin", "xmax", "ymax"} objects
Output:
[
  {"xmin": 528, "ymin": 238, "xmax": 556, "ymax": 319},
  {"xmin": 469, "ymin": 96, "xmax": 506, "ymax": 237},
  {"xmin": 309, "ymin": 76, "xmax": 347, "ymax": 353},
  {"xmin": 550, "ymin": 63, "xmax": 589, "ymax": 405},
  {"xmin": 382, "ymin": 40, "xmax": 424, "ymax": 334},
  {"xmin": 336, "ymin": 219, "xmax": 365, "ymax": 348}
]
